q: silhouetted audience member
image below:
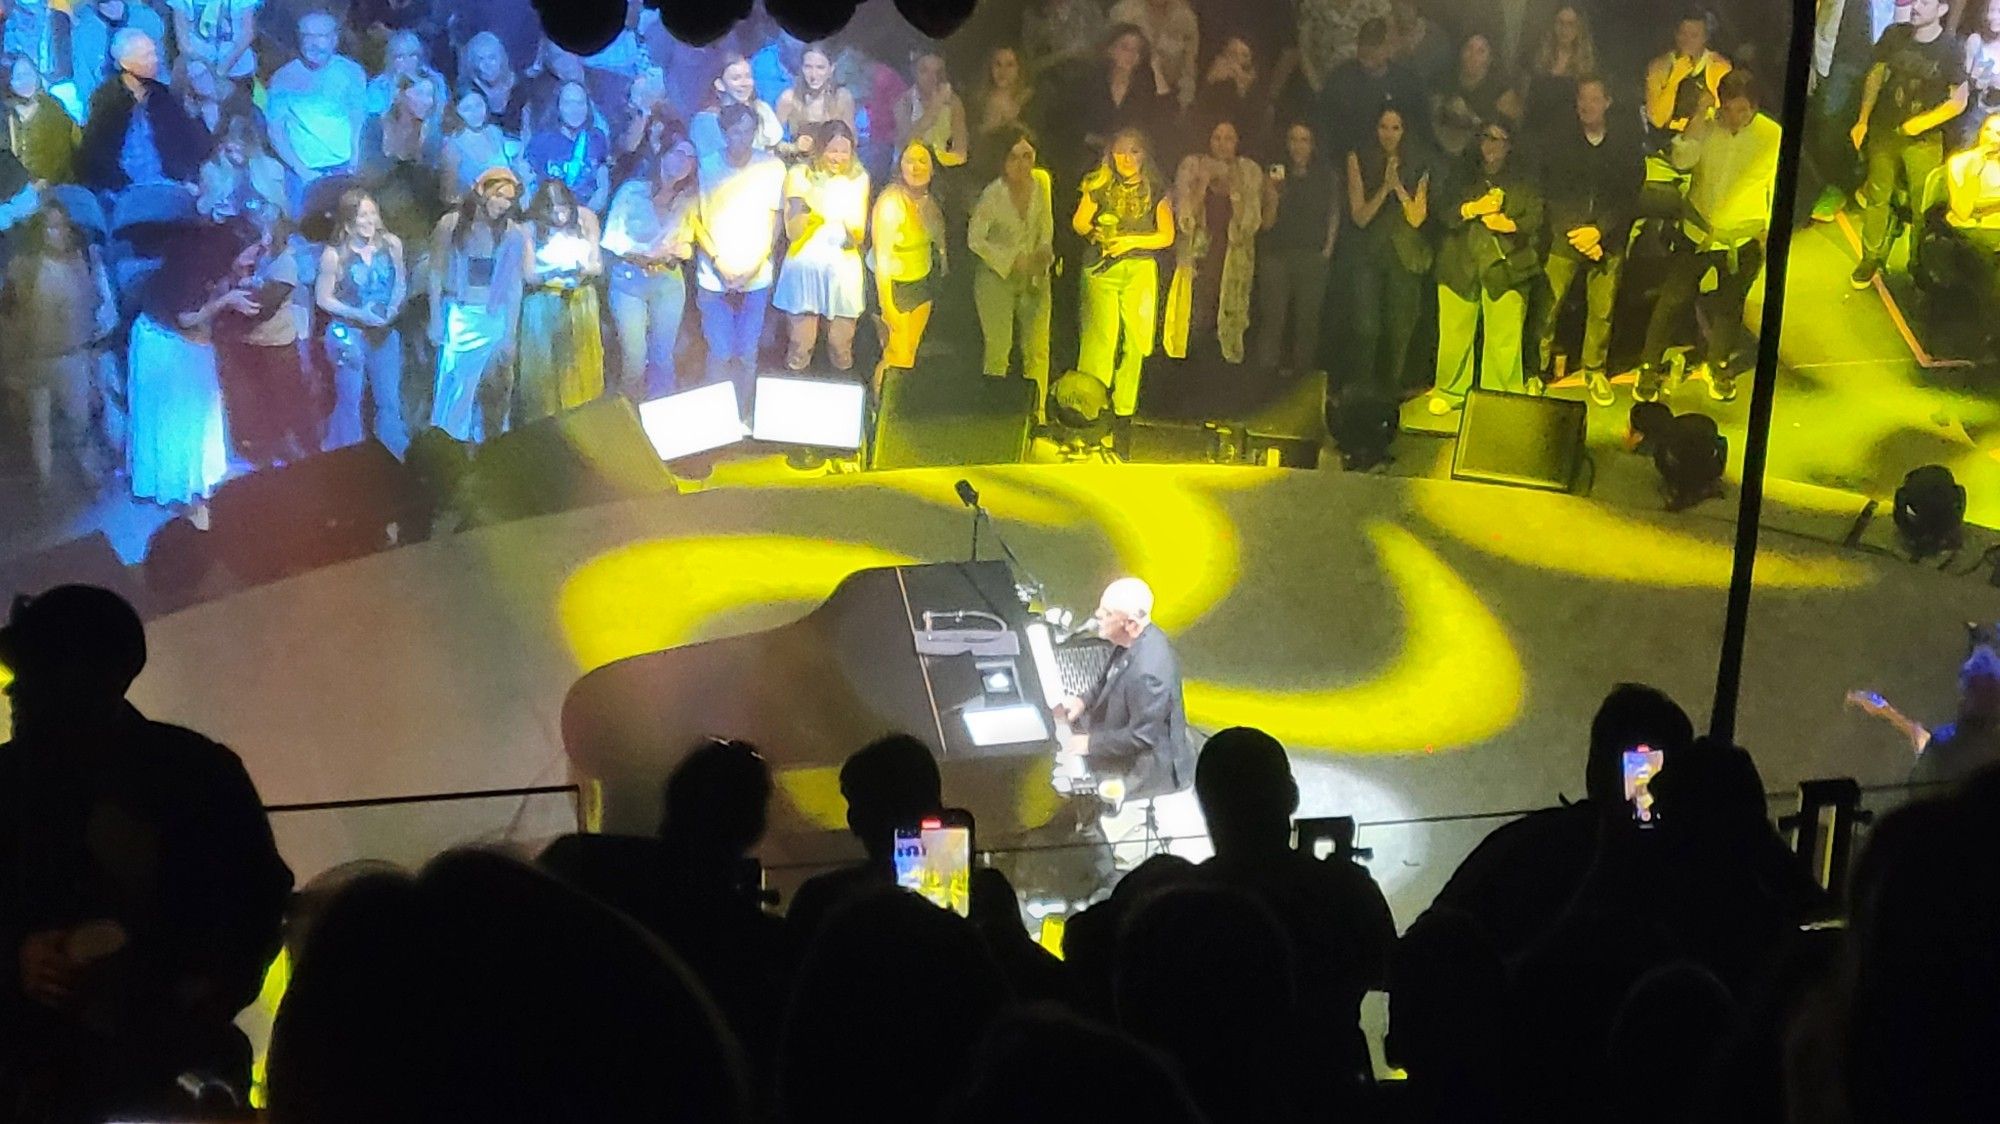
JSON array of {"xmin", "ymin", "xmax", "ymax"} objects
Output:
[
  {"xmin": 1433, "ymin": 682, "xmax": 1695, "ymax": 962},
  {"xmin": 1061, "ymin": 851, "xmax": 1196, "ymax": 1021},
  {"xmin": 945, "ymin": 1002, "xmax": 1212, "ymax": 1124},
  {"xmin": 539, "ymin": 737, "xmax": 790, "ymax": 1072},
  {"xmin": 267, "ymin": 848, "xmax": 752, "ymax": 1124},
  {"xmin": 0, "ymin": 585, "xmax": 293, "ymax": 1121},
  {"xmin": 1606, "ymin": 961, "xmax": 1738, "ymax": 1124},
  {"xmin": 779, "ymin": 886, "xmax": 1009, "ymax": 1123},
  {"xmin": 783, "ymin": 732, "xmax": 942, "ymax": 938},
  {"xmin": 969, "ymin": 866, "xmax": 1069, "ymax": 1004},
  {"xmin": 1379, "ymin": 907, "xmax": 1508, "ymax": 1123},
  {"xmin": 1116, "ymin": 883, "xmax": 1305, "ymax": 1124},
  {"xmin": 1192, "ymin": 725, "xmax": 1395, "ymax": 1101}
]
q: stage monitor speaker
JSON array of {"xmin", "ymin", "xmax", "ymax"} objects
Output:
[
  {"xmin": 0, "ymin": 532, "xmax": 136, "ymax": 604},
  {"xmin": 209, "ymin": 440, "xmax": 420, "ymax": 584},
  {"xmin": 460, "ymin": 397, "xmax": 677, "ymax": 527},
  {"xmin": 1451, "ymin": 390, "xmax": 1587, "ymax": 492},
  {"xmin": 1133, "ymin": 370, "xmax": 1327, "ymax": 468},
  {"xmin": 871, "ymin": 369, "xmax": 1033, "ymax": 470}
]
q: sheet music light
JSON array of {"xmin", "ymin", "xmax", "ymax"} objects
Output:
[
  {"xmin": 752, "ymin": 374, "xmax": 867, "ymax": 451},
  {"xmin": 638, "ymin": 383, "xmax": 747, "ymax": 462}
]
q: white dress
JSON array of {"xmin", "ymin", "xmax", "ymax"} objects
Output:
[
  {"xmin": 772, "ymin": 164, "xmax": 870, "ymax": 319},
  {"xmin": 127, "ymin": 312, "xmax": 228, "ymax": 506}
]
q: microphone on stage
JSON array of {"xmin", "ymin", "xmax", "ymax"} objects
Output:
[
  {"xmin": 955, "ymin": 479, "xmax": 981, "ymax": 510},
  {"xmin": 1066, "ymin": 616, "xmax": 1102, "ymax": 640}
]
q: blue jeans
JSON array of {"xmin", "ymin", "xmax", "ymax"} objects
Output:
[
  {"xmin": 324, "ymin": 322, "xmax": 408, "ymax": 456},
  {"xmin": 608, "ymin": 261, "xmax": 687, "ymax": 401},
  {"xmin": 696, "ymin": 286, "xmax": 770, "ymax": 415}
]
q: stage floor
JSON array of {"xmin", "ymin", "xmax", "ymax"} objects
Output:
[{"xmin": 6, "ymin": 462, "xmax": 1985, "ymax": 933}]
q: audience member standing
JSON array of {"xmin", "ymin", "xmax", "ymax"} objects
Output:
[
  {"xmin": 363, "ymin": 29, "xmax": 446, "ymax": 118},
  {"xmin": 895, "ymin": 50, "xmax": 970, "ymax": 170},
  {"xmin": 1195, "ymin": 37, "xmax": 1275, "ymax": 161},
  {"xmin": 1533, "ymin": 75, "xmax": 1640, "ymax": 405},
  {"xmin": 968, "ymin": 126, "xmax": 1054, "ymax": 416},
  {"xmin": 165, "ymin": 0, "xmax": 257, "ymax": 91},
  {"xmin": 1163, "ymin": 116, "xmax": 1269, "ymax": 365},
  {"xmin": 1637, "ymin": 71, "xmax": 1778, "ymax": 403},
  {"xmin": 1345, "ymin": 104, "xmax": 1431, "ymax": 397},
  {"xmin": 1644, "ymin": 11, "xmax": 1735, "ymax": 134},
  {"xmin": 600, "ymin": 129, "xmax": 696, "ymax": 400},
  {"xmin": 79, "ymin": 29, "xmax": 204, "ymax": 192},
  {"xmin": 1256, "ymin": 121, "xmax": 1339, "ymax": 378},
  {"xmin": 212, "ymin": 208, "xmax": 313, "ymax": 471},
  {"xmin": 1296, "ymin": 0, "xmax": 1392, "ymax": 97},
  {"xmin": 126, "ymin": 233, "xmax": 239, "ymax": 518},
  {"xmin": 1317, "ymin": 19, "xmax": 1426, "ymax": 162},
  {"xmin": 195, "ymin": 113, "xmax": 288, "ymax": 221},
  {"xmin": 1519, "ymin": 4, "xmax": 1599, "ymax": 141},
  {"xmin": 774, "ymin": 44, "xmax": 855, "ymax": 159},
  {"xmin": 1429, "ymin": 117, "xmax": 1541, "ymax": 414},
  {"xmin": 515, "ymin": 180, "xmax": 604, "ymax": 420},
  {"xmin": 266, "ymin": 11, "xmax": 367, "ymax": 198},
  {"xmin": 439, "ymin": 89, "xmax": 509, "ymax": 204},
  {"xmin": 428, "ymin": 166, "xmax": 526, "ymax": 443},
  {"xmin": 1066, "ymin": 26, "xmax": 1173, "ymax": 182},
  {"xmin": 4, "ymin": 55, "xmax": 80, "ymax": 184},
  {"xmin": 1021, "ymin": 0, "xmax": 1106, "ymax": 81},
  {"xmin": 522, "ymin": 80, "xmax": 611, "ymax": 213},
  {"xmin": 1850, "ymin": 0, "xmax": 1969, "ymax": 288},
  {"xmin": 459, "ymin": 31, "xmax": 521, "ymax": 135},
  {"xmin": 318, "ymin": 188, "xmax": 409, "ymax": 454},
  {"xmin": 691, "ymin": 54, "xmax": 782, "ymax": 161},
  {"xmin": 870, "ymin": 140, "xmax": 946, "ymax": 387},
  {"xmin": 1431, "ymin": 31, "xmax": 1522, "ymax": 160},
  {"xmin": 773, "ymin": 120, "xmax": 869, "ymax": 373},
  {"xmin": 1073, "ymin": 127, "xmax": 1173, "ymax": 440},
  {"xmin": 693, "ymin": 103, "xmax": 784, "ymax": 416},
  {"xmin": 0, "ymin": 586, "xmax": 293, "ymax": 1122},
  {"xmin": 1109, "ymin": 0, "xmax": 1201, "ymax": 109},
  {"xmin": 973, "ymin": 46, "xmax": 1034, "ymax": 137},
  {"xmin": 2, "ymin": 200, "xmax": 115, "ymax": 493},
  {"xmin": 67, "ymin": 0, "xmax": 169, "ymax": 124}
]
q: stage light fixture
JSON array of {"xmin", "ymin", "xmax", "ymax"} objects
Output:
[
  {"xmin": 638, "ymin": 383, "xmax": 748, "ymax": 462},
  {"xmin": 765, "ymin": 0, "xmax": 860, "ymax": 41},
  {"xmin": 1653, "ymin": 412, "xmax": 1727, "ymax": 512},
  {"xmin": 752, "ymin": 374, "xmax": 867, "ymax": 451},
  {"xmin": 893, "ymin": 0, "xmax": 977, "ymax": 39},
  {"xmin": 649, "ymin": 0, "xmax": 752, "ymax": 46},
  {"xmin": 1894, "ymin": 464, "xmax": 1965, "ymax": 558},
  {"xmin": 534, "ymin": 0, "xmax": 629, "ymax": 55},
  {"xmin": 1047, "ymin": 371, "xmax": 1112, "ymax": 456}
]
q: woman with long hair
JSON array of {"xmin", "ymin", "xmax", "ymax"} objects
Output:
[
  {"xmin": 773, "ymin": 120, "xmax": 869, "ymax": 372},
  {"xmin": 459, "ymin": 31, "xmax": 520, "ymax": 133},
  {"xmin": 600, "ymin": 130, "xmax": 698, "ymax": 400},
  {"xmin": 428, "ymin": 167, "xmax": 527, "ymax": 442},
  {"xmin": 1194, "ymin": 36, "xmax": 1270, "ymax": 160},
  {"xmin": 1, "ymin": 54, "xmax": 77, "ymax": 184},
  {"xmin": 1346, "ymin": 106, "xmax": 1431, "ymax": 396},
  {"xmin": 973, "ymin": 46, "xmax": 1033, "ymax": 137},
  {"xmin": 318, "ymin": 188, "xmax": 410, "ymax": 455},
  {"xmin": 196, "ymin": 111, "xmax": 287, "ymax": 221},
  {"xmin": 870, "ymin": 140, "xmax": 947, "ymax": 388},
  {"xmin": 1072, "ymin": 26, "xmax": 1171, "ymax": 181},
  {"xmin": 515, "ymin": 179, "xmax": 604, "ymax": 420},
  {"xmin": 1071, "ymin": 126, "xmax": 1173, "ymax": 430},
  {"xmin": 968, "ymin": 126, "xmax": 1054, "ymax": 418},
  {"xmin": 1162, "ymin": 115, "xmax": 1268, "ymax": 364},
  {"xmin": 1521, "ymin": 5, "xmax": 1598, "ymax": 139},
  {"xmin": 212, "ymin": 204, "xmax": 313, "ymax": 469},
  {"xmin": 895, "ymin": 50, "xmax": 968, "ymax": 170},
  {"xmin": 1432, "ymin": 32, "xmax": 1522, "ymax": 158},
  {"xmin": 690, "ymin": 54, "xmax": 781, "ymax": 160},
  {"xmin": 522, "ymin": 80, "xmax": 611, "ymax": 212},
  {"xmin": 775, "ymin": 44, "xmax": 855, "ymax": 161},
  {"xmin": 440, "ymin": 88, "xmax": 510, "ymax": 204},
  {"xmin": 2, "ymin": 200, "xmax": 114, "ymax": 492},
  {"xmin": 1256, "ymin": 121, "xmax": 1341, "ymax": 378},
  {"xmin": 127, "ymin": 227, "xmax": 244, "ymax": 523},
  {"xmin": 1429, "ymin": 117, "xmax": 1541, "ymax": 415},
  {"xmin": 173, "ymin": 53, "xmax": 226, "ymax": 142}
]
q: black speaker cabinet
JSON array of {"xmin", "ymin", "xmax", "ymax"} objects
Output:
[
  {"xmin": 871, "ymin": 369, "xmax": 1034, "ymax": 470},
  {"xmin": 1450, "ymin": 390, "xmax": 1587, "ymax": 492},
  {"xmin": 460, "ymin": 397, "xmax": 676, "ymax": 527}
]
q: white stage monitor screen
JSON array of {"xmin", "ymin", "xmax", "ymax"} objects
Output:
[
  {"xmin": 752, "ymin": 375, "xmax": 867, "ymax": 450},
  {"xmin": 639, "ymin": 383, "xmax": 746, "ymax": 461}
]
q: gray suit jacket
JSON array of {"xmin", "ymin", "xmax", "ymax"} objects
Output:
[{"xmin": 1082, "ymin": 625, "xmax": 1194, "ymax": 800}]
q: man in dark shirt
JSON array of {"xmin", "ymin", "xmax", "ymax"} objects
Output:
[
  {"xmin": 1315, "ymin": 18, "xmax": 1427, "ymax": 162},
  {"xmin": 782, "ymin": 733, "xmax": 943, "ymax": 941},
  {"xmin": 1532, "ymin": 75, "xmax": 1641, "ymax": 405},
  {"xmin": 1255, "ymin": 120, "xmax": 1340, "ymax": 375},
  {"xmin": 0, "ymin": 586, "xmax": 293, "ymax": 1120},
  {"xmin": 1850, "ymin": 0, "xmax": 1969, "ymax": 288}
]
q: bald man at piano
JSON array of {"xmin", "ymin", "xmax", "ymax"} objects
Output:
[{"xmin": 1057, "ymin": 577, "xmax": 1195, "ymax": 810}]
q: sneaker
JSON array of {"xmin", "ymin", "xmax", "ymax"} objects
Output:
[
  {"xmin": 1810, "ymin": 185, "xmax": 1844, "ymax": 223},
  {"xmin": 1427, "ymin": 394, "xmax": 1455, "ymax": 416},
  {"xmin": 1525, "ymin": 376, "xmax": 1546, "ymax": 396},
  {"xmin": 1632, "ymin": 367, "xmax": 1662, "ymax": 404},
  {"xmin": 1584, "ymin": 370, "xmax": 1614, "ymax": 407},
  {"xmin": 1708, "ymin": 368, "xmax": 1739, "ymax": 401},
  {"xmin": 1850, "ymin": 260, "xmax": 1879, "ymax": 290}
]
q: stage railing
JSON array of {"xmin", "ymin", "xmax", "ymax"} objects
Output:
[{"xmin": 262, "ymin": 783, "xmax": 585, "ymax": 887}]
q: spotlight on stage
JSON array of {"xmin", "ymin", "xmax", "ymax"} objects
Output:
[
  {"xmin": 752, "ymin": 373, "xmax": 867, "ymax": 469},
  {"xmin": 893, "ymin": 0, "xmax": 977, "ymax": 38},
  {"xmin": 766, "ymin": 0, "xmax": 860, "ymax": 40},
  {"xmin": 533, "ymin": 0, "xmax": 627, "ymax": 54},
  {"xmin": 1894, "ymin": 464, "xmax": 1966, "ymax": 558},
  {"xmin": 638, "ymin": 383, "xmax": 747, "ymax": 470},
  {"xmin": 1047, "ymin": 371, "xmax": 1113, "ymax": 460},
  {"xmin": 1643, "ymin": 408, "xmax": 1726, "ymax": 512},
  {"xmin": 648, "ymin": 0, "xmax": 752, "ymax": 46}
]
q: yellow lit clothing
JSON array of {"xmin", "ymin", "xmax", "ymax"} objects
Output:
[
  {"xmin": 967, "ymin": 168, "xmax": 1053, "ymax": 280},
  {"xmin": 871, "ymin": 184, "xmax": 943, "ymax": 284},
  {"xmin": 1946, "ymin": 148, "xmax": 2000, "ymax": 231},
  {"xmin": 1162, "ymin": 154, "xmax": 1264, "ymax": 363},
  {"xmin": 1671, "ymin": 112, "xmax": 1780, "ymax": 251}
]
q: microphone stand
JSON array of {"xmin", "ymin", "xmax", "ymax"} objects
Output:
[{"xmin": 964, "ymin": 502, "xmax": 1047, "ymax": 606}]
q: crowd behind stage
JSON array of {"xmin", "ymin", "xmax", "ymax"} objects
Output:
[
  {"xmin": 6, "ymin": 583, "xmax": 2000, "ymax": 1122},
  {"xmin": 8, "ymin": 0, "xmax": 2000, "ymax": 528}
]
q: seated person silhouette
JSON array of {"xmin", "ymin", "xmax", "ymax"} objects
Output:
[
  {"xmin": 782, "ymin": 733, "xmax": 942, "ymax": 940},
  {"xmin": 0, "ymin": 584, "xmax": 293, "ymax": 1121}
]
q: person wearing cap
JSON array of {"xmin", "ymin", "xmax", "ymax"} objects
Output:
[
  {"xmin": 428, "ymin": 164, "xmax": 527, "ymax": 442},
  {"xmin": 0, "ymin": 585, "xmax": 293, "ymax": 1120}
]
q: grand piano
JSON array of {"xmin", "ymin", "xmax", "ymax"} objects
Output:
[{"xmin": 561, "ymin": 561, "xmax": 1115, "ymax": 900}]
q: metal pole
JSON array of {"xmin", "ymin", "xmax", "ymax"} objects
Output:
[{"xmin": 1711, "ymin": 0, "xmax": 1819, "ymax": 744}]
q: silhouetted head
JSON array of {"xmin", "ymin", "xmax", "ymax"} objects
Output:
[
  {"xmin": 781, "ymin": 887, "xmax": 1008, "ymax": 1121},
  {"xmin": 268, "ymin": 849, "xmax": 751, "ymax": 1124},
  {"xmin": 945, "ymin": 1004, "xmax": 1208, "ymax": 1124},
  {"xmin": 839, "ymin": 733, "xmax": 943, "ymax": 860},
  {"xmin": 1608, "ymin": 961, "xmax": 1736, "ymax": 1124},
  {"xmin": 659, "ymin": 737, "xmax": 772, "ymax": 858},
  {"xmin": 1, "ymin": 585, "xmax": 147, "ymax": 737},
  {"xmin": 1195, "ymin": 726, "xmax": 1298, "ymax": 853},
  {"xmin": 1585, "ymin": 684, "xmax": 1694, "ymax": 811}
]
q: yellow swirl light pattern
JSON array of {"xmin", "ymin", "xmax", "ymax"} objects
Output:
[
  {"xmin": 557, "ymin": 534, "xmax": 917, "ymax": 672},
  {"xmin": 1411, "ymin": 484, "xmax": 1871, "ymax": 590},
  {"xmin": 1185, "ymin": 522, "xmax": 1523, "ymax": 753}
]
